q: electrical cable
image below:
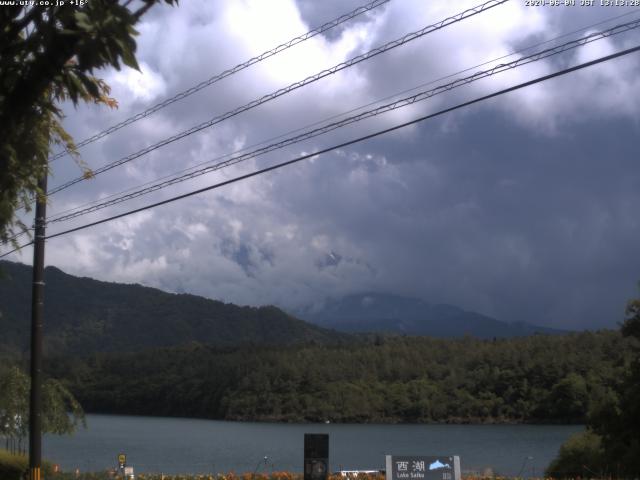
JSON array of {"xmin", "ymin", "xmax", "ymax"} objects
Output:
[
  {"xmin": 3, "ymin": 42, "xmax": 637, "ymax": 258},
  {"xmin": 48, "ymin": 0, "xmax": 391, "ymax": 162},
  {"xmin": 45, "ymin": 18, "xmax": 640, "ymax": 225},
  {"xmin": 2, "ymin": 229, "xmax": 33, "ymax": 245},
  {"xmin": 46, "ymin": 0, "xmax": 508, "ymax": 196},
  {"xmin": 45, "ymin": 9, "xmax": 640, "ymax": 221}
]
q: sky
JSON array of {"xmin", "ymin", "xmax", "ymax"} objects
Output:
[{"xmin": 6, "ymin": 0, "xmax": 640, "ymax": 330}]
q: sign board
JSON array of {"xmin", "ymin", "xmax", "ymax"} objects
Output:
[
  {"xmin": 124, "ymin": 466, "xmax": 134, "ymax": 477},
  {"xmin": 304, "ymin": 433, "xmax": 329, "ymax": 480},
  {"xmin": 385, "ymin": 456, "xmax": 460, "ymax": 480},
  {"xmin": 118, "ymin": 453, "xmax": 127, "ymax": 466}
]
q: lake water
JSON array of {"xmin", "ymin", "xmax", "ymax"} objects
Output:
[{"xmin": 43, "ymin": 414, "xmax": 583, "ymax": 477}]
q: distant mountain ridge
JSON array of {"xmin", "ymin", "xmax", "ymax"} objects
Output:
[
  {"xmin": 0, "ymin": 260, "xmax": 349, "ymax": 355},
  {"xmin": 0, "ymin": 261, "xmax": 566, "ymax": 358},
  {"xmin": 295, "ymin": 292, "xmax": 567, "ymax": 338}
]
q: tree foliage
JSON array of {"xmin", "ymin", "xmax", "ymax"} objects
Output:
[
  {"xmin": 0, "ymin": 367, "xmax": 28, "ymax": 453},
  {"xmin": 547, "ymin": 293, "xmax": 640, "ymax": 478},
  {"xmin": 0, "ymin": 366, "xmax": 85, "ymax": 455},
  {"xmin": 589, "ymin": 295, "xmax": 640, "ymax": 476},
  {"xmin": 0, "ymin": 0, "xmax": 176, "ymax": 245},
  {"xmin": 545, "ymin": 431, "xmax": 606, "ymax": 478}
]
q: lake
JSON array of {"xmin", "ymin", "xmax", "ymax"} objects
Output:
[{"xmin": 43, "ymin": 414, "xmax": 583, "ymax": 476}]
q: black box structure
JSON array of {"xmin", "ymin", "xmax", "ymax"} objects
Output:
[{"xmin": 304, "ymin": 433, "xmax": 329, "ymax": 480}]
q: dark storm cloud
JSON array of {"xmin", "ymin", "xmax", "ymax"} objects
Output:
[{"xmin": 259, "ymin": 107, "xmax": 640, "ymax": 328}]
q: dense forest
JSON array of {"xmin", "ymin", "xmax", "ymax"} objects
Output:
[{"xmin": 43, "ymin": 330, "xmax": 630, "ymax": 424}]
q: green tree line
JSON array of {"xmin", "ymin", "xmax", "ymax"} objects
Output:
[{"xmin": 45, "ymin": 330, "xmax": 630, "ymax": 424}]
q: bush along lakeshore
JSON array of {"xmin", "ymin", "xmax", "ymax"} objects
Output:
[
  {"xmin": 0, "ymin": 450, "xmax": 55, "ymax": 480},
  {"xmin": 545, "ymin": 296, "xmax": 640, "ymax": 478}
]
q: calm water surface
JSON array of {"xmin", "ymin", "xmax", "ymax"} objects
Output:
[{"xmin": 43, "ymin": 414, "xmax": 582, "ymax": 476}]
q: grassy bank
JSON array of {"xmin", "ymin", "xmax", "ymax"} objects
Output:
[
  {"xmin": 0, "ymin": 449, "xmax": 55, "ymax": 480},
  {"xmin": 0, "ymin": 449, "xmax": 26, "ymax": 480},
  {"xmin": 44, "ymin": 474, "xmax": 369, "ymax": 480},
  {"xmin": 25, "ymin": 472, "xmax": 603, "ymax": 480},
  {"xmin": 0, "ymin": 455, "xmax": 609, "ymax": 480},
  {"xmin": 45, "ymin": 474, "xmax": 505, "ymax": 480}
]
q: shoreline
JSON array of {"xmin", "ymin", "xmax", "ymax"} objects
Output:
[{"xmin": 79, "ymin": 410, "xmax": 586, "ymax": 427}]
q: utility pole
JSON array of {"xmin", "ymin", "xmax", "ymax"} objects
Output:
[{"xmin": 29, "ymin": 171, "xmax": 47, "ymax": 480}]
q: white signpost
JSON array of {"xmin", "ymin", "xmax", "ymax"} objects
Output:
[
  {"xmin": 117, "ymin": 453, "xmax": 134, "ymax": 479},
  {"xmin": 385, "ymin": 456, "xmax": 461, "ymax": 480}
]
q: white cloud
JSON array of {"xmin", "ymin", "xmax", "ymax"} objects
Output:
[{"xmin": 104, "ymin": 61, "xmax": 168, "ymax": 104}]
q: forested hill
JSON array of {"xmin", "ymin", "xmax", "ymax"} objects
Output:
[
  {"xmin": 47, "ymin": 330, "xmax": 631, "ymax": 424},
  {"xmin": 0, "ymin": 260, "xmax": 349, "ymax": 355},
  {"xmin": 1, "ymin": 260, "xmax": 631, "ymax": 425}
]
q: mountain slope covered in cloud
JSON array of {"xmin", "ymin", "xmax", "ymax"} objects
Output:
[
  {"xmin": 295, "ymin": 293, "xmax": 567, "ymax": 338},
  {"xmin": 0, "ymin": 260, "xmax": 566, "ymax": 360}
]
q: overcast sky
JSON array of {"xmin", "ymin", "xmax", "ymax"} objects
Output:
[{"xmin": 7, "ymin": 0, "xmax": 640, "ymax": 329}]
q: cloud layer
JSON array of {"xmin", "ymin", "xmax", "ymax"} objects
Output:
[{"xmin": 8, "ymin": 0, "xmax": 640, "ymax": 329}]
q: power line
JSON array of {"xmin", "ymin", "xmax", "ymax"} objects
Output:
[
  {"xmin": 45, "ymin": 9, "xmax": 640, "ymax": 222},
  {"xmin": 2, "ymin": 42, "xmax": 636, "ymax": 258},
  {"xmin": 15, "ymin": 9, "xmax": 634, "ymax": 244},
  {"xmin": 46, "ymin": 0, "xmax": 508, "ymax": 196},
  {"xmin": 45, "ymin": 18, "xmax": 640, "ymax": 225},
  {"xmin": 48, "ymin": 0, "xmax": 391, "ymax": 162},
  {"xmin": 0, "ymin": 243, "xmax": 30, "ymax": 258},
  {"xmin": 5, "ymin": 229, "xmax": 32, "ymax": 242}
]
